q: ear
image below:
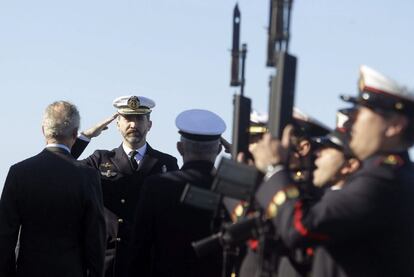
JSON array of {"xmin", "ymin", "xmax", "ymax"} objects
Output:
[
  {"xmin": 340, "ymin": 158, "xmax": 361, "ymax": 175},
  {"xmin": 116, "ymin": 117, "xmax": 120, "ymax": 130},
  {"xmin": 177, "ymin": 141, "xmax": 184, "ymax": 156},
  {"xmin": 385, "ymin": 115, "xmax": 408, "ymax": 138},
  {"xmin": 41, "ymin": 125, "xmax": 45, "ymax": 136},
  {"xmin": 217, "ymin": 143, "xmax": 223, "ymax": 154},
  {"xmin": 297, "ymin": 139, "xmax": 311, "ymax": 156},
  {"xmin": 147, "ymin": 120, "xmax": 153, "ymax": 131},
  {"xmin": 72, "ymin": 128, "xmax": 78, "ymax": 140}
]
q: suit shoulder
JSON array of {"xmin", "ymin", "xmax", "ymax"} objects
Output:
[
  {"xmin": 8, "ymin": 152, "xmax": 46, "ymax": 171},
  {"xmin": 75, "ymin": 161, "xmax": 100, "ymax": 175}
]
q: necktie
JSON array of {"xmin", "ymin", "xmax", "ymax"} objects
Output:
[{"xmin": 130, "ymin": 150, "xmax": 139, "ymax": 170}]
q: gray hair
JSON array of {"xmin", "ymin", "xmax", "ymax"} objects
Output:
[
  {"xmin": 42, "ymin": 101, "xmax": 80, "ymax": 140},
  {"xmin": 180, "ymin": 136, "xmax": 220, "ymax": 162}
]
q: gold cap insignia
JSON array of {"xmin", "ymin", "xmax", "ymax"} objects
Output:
[
  {"xmin": 127, "ymin": 96, "xmax": 140, "ymax": 110},
  {"xmin": 395, "ymin": 102, "xmax": 404, "ymax": 110},
  {"xmin": 249, "ymin": 126, "xmax": 268, "ymax": 134}
]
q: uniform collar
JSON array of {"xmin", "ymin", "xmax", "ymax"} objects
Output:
[{"xmin": 122, "ymin": 142, "xmax": 147, "ymax": 158}]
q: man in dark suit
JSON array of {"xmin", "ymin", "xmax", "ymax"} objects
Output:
[
  {"xmin": 0, "ymin": 101, "xmax": 106, "ymax": 277},
  {"xmin": 71, "ymin": 95, "xmax": 179, "ymax": 277},
  {"xmin": 253, "ymin": 65, "xmax": 414, "ymax": 276},
  {"xmin": 128, "ymin": 109, "xmax": 226, "ymax": 277}
]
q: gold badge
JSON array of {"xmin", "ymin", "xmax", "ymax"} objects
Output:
[
  {"xmin": 292, "ymin": 170, "xmax": 305, "ymax": 182},
  {"xmin": 127, "ymin": 96, "xmax": 140, "ymax": 110},
  {"xmin": 234, "ymin": 204, "xmax": 244, "ymax": 218},
  {"xmin": 382, "ymin": 155, "xmax": 404, "ymax": 167},
  {"xmin": 266, "ymin": 202, "xmax": 278, "ymax": 218},
  {"xmin": 286, "ymin": 186, "xmax": 300, "ymax": 199},
  {"xmin": 99, "ymin": 162, "xmax": 117, "ymax": 177},
  {"xmin": 273, "ymin": 191, "xmax": 286, "ymax": 206}
]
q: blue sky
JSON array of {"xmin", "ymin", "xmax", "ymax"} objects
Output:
[{"xmin": 1, "ymin": 0, "xmax": 413, "ymax": 190}]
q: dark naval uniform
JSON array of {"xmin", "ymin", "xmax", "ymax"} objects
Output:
[
  {"xmin": 72, "ymin": 139, "xmax": 178, "ymax": 277},
  {"xmin": 256, "ymin": 152, "xmax": 414, "ymax": 276},
  {"xmin": 128, "ymin": 160, "xmax": 223, "ymax": 277},
  {"xmin": 238, "ymin": 110, "xmax": 329, "ymax": 277},
  {"xmin": 0, "ymin": 147, "xmax": 106, "ymax": 277}
]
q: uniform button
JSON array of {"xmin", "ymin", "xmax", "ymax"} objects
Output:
[
  {"xmin": 116, "ymin": 237, "xmax": 121, "ymax": 242},
  {"xmin": 120, "ymin": 199, "xmax": 126, "ymax": 204},
  {"xmin": 118, "ymin": 218, "xmax": 124, "ymax": 223}
]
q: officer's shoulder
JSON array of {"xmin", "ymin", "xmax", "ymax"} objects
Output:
[
  {"xmin": 368, "ymin": 154, "xmax": 405, "ymax": 169},
  {"xmin": 91, "ymin": 148, "xmax": 117, "ymax": 158},
  {"xmin": 147, "ymin": 146, "xmax": 177, "ymax": 162},
  {"xmin": 146, "ymin": 169, "xmax": 182, "ymax": 183},
  {"xmin": 362, "ymin": 153, "xmax": 406, "ymax": 179},
  {"xmin": 142, "ymin": 170, "xmax": 182, "ymax": 193}
]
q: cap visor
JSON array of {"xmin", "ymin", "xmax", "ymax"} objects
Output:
[{"xmin": 340, "ymin": 95, "xmax": 358, "ymax": 104}]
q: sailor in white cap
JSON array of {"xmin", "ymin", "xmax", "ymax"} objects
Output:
[
  {"xmin": 312, "ymin": 108, "xmax": 359, "ymax": 189},
  {"xmin": 71, "ymin": 95, "xmax": 178, "ymax": 277},
  {"xmin": 253, "ymin": 65, "xmax": 414, "ymax": 277},
  {"xmin": 129, "ymin": 109, "xmax": 226, "ymax": 277},
  {"xmin": 239, "ymin": 108, "xmax": 330, "ymax": 277}
]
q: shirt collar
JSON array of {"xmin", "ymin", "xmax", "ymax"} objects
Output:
[
  {"xmin": 122, "ymin": 143, "xmax": 147, "ymax": 158},
  {"xmin": 46, "ymin": 143, "xmax": 71, "ymax": 154}
]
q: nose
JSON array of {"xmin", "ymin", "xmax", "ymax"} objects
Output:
[
  {"xmin": 339, "ymin": 107, "xmax": 358, "ymax": 132},
  {"xmin": 315, "ymin": 148, "xmax": 322, "ymax": 158}
]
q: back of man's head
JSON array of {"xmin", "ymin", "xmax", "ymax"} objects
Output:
[
  {"xmin": 42, "ymin": 101, "xmax": 80, "ymax": 142},
  {"xmin": 179, "ymin": 137, "xmax": 220, "ymax": 163},
  {"xmin": 175, "ymin": 109, "xmax": 226, "ymax": 164}
]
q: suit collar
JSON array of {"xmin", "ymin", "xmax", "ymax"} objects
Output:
[
  {"xmin": 44, "ymin": 147, "xmax": 74, "ymax": 159},
  {"xmin": 46, "ymin": 143, "xmax": 71, "ymax": 153}
]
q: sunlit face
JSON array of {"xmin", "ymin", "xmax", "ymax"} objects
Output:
[
  {"xmin": 248, "ymin": 134, "xmax": 263, "ymax": 153},
  {"xmin": 349, "ymin": 106, "xmax": 387, "ymax": 160},
  {"xmin": 313, "ymin": 147, "xmax": 345, "ymax": 187},
  {"xmin": 117, "ymin": 114, "xmax": 152, "ymax": 148}
]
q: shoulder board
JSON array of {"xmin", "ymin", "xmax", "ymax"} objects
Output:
[{"xmin": 376, "ymin": 154, "xmax": 405, "ymax": 168}]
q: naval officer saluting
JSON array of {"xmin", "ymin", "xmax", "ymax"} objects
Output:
[{"xmin": 72, "ymin": 95, "xmax": 178, "ymax": 277}]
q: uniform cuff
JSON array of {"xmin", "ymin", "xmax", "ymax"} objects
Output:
[{"xmin": 78, "ymin": 133, "xmax": 91, "ymax": 142}]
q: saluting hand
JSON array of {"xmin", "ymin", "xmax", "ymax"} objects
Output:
[
  {"xmin": 220, "ymin": 136, "xmax": 232, "ymax": 154},
  {"xmin": 251, "ymin": 125, "xmax": 293, "ymax": 172},
  {"xmin": 81, "ymin": 113, "xmax": 118, "ymax": 139}
]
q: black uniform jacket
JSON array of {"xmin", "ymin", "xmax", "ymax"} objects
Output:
[
  {"xmin": 72, "ymin": 139, "xmax": 178, "ymax": 277},
  {"xmin": 0, "ymin": 147, "xmax": 106, "ymax": 277},
  {"xmin": 128, "ymin": 160, "xmax": 222, "ymax": 277},
  {"xmin": 256, "ymin": 151, "xmax": 414, "ymax": 277}
]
